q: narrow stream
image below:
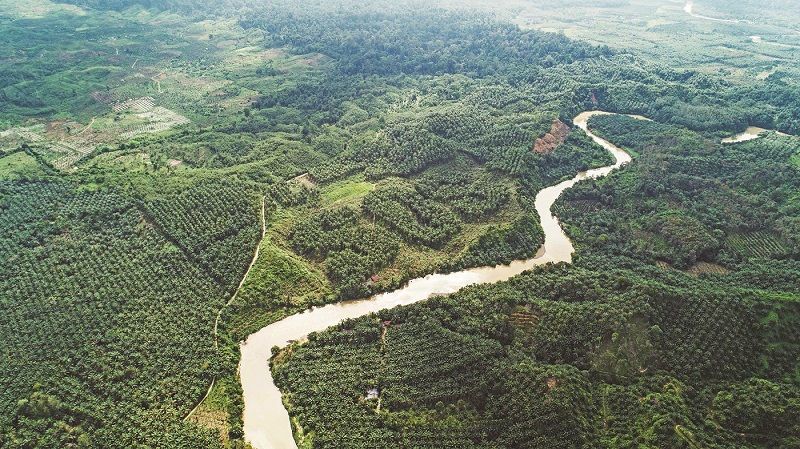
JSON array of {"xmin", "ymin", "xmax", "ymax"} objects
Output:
[{"xmin": 239, "ymin": 110, "xmax": 634, "ymax": 449}]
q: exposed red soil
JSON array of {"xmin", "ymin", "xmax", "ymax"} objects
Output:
[{"xmin": 533, "ymin": 119, "xmax": 571, "ymax": 154}]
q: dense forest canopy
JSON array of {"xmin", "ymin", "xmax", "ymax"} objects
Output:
[{"xmin": 0, "ymin": 0, "xmax": 798, "ymax": 448}]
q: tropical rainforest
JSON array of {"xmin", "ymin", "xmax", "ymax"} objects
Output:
[{"xmin": 0, "ymin": 0, "xmax": 798, "ymax": 448}]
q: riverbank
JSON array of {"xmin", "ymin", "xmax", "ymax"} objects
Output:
[{"xmin": 238, "ymin": 111, "xmax": 633, "ymax": 449}]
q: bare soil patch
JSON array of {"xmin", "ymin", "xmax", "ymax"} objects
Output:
[
  {"xmin": 533, "ymin": 119, "xmax": 570, "ymax": 154},
  {"xmin": 290, "ymin": 173, "xmax": 318, "ymax": 190},
  {"xmin": 687, "ymin": 261, "xmax": 730, "ymax": 277}
]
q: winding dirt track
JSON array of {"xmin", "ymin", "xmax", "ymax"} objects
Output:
[{"xmin": 184, "ymin": 196, "xmax": 267, "ymax": 422}]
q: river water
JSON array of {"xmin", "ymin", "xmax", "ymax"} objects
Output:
[
  {"xmin": 238, "ymin": 111, "xmax": 634, "ymax": 449},
  {"xmin": 721, "ymin": 126, "xmax": 769, "ymax": 143},
  {"xmin": 722, "ymin": 126, "xmax": 792, "ymax": 143},
  {"xmin": 683, "ymin": 0, "xmax": 740, "ymax": 23}
]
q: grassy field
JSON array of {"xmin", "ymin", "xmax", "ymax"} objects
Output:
[
  {"xmin": 320, "ymin": 176, "xmax": 376, "ymax": 206},
  {"xmin": 0, "ymin": 151, "xmax": 47, "ymax": 179},
  {"xmin": 227, "ymin": 233, "xmax": 331, "ymax": 341}
]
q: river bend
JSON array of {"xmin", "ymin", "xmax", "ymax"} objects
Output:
[{"xmin": 239, "ymin": 110, "xmax": 635, "ymax": 449}]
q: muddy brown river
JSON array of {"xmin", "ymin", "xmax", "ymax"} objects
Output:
[
  {"xmin": 238, "ymin": 110, "xmax": 635, "ymax": 449},
  {"xmin": 683, "ymin": 0, "xmax": 740, "ymax": 23},
  {"xmin": 722, "ymin": 126, "xmax": 791, "ymax": 143}
]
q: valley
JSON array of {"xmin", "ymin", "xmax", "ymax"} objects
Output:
[{"xmin": 0, "ymin": 1, "xmax": 798, "ymax": 449}]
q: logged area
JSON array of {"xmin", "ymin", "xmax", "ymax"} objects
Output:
[{"xmin": 0, "ymin": 1, "xmax": 798, "ymax": 448}]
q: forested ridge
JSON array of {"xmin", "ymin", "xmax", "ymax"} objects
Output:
[{"xmin": 0, "ymin": 0, "xmax": 799, "ymax": 448}]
